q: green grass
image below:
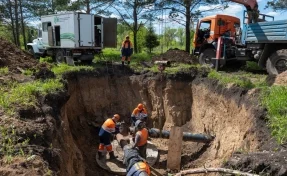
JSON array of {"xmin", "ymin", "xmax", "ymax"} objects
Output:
[
  {"xmin": 208, "ymin": 70, "xmax": 267, "ymax": 89},
  {"xmin": 0, "ymin": 67, "xmax": 9, "ymax": 75},
  {"xmin": 0, "ymin": 79, "xmax": 64, "ymax": 115},
  {"xmin": 0, "ymin": 126, "xmax": 30, "ymax": 164},
  {"xmin": 245, "ymin": 61, "xmax": 263, "ymax": 71},
  {"xmin": 52, "ymin": 63, "xmax": 94, "ymax": 76},
  {"xmin": 39, "ymin": 57, "xmax": 54, "ymax": 63},
  {"xmin": 23, "ymin": 69, "xmax": 34, "ymax": 76},
  {"xmin": 95, "ymin": 48, "xmax": 157, "ymax": 62},
  {"xmin": 261, "ymin": 86, "xmax": 287, "ymax": 144}
]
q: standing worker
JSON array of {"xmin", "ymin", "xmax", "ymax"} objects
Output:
[
  {"xmin": 98, "ymin": 114, "xmax": 120, "ymax": 160},
  {"xmin": 121, "ymin": 35, "xmax": 133, "ymax": 66},
  {"xmin": 133, "ymin": 120, "xmax": 148, "ymax": 159},
  {"xmin": 131, "ymin": 103, "xmax": 148, "ymax": 125}
]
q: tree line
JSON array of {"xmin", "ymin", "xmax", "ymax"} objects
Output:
[{"xmin": 0, "ymin": 0, "xmax": 283, "ymax": 53}]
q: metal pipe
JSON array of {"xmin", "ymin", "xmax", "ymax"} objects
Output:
[
  {"xmin": 154, "ymin": 60, "xmax": 171, "ymax": 66},
  {"xmin": 149, "ymin": 128, "xmax": 214, "ymax": 143},
  {"xmin": 130, "ymin": 127, "xmax": 215, "ymax": 143}
]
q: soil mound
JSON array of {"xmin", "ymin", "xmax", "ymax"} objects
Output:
[
  {"xmin": 0, "ymin": 37, "xmax": 38, "ymax": 73},
  {"xmin": 274, "ymin": 71, "xmax": 287, "ymax": 86},
  {"xmin": 152, "ymin": 48, "xmax": 197, "ymax": 64}
]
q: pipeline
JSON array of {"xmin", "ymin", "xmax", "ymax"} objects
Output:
[{"xmin": 130, "ymin": 127, "xmax": 215, "ymax": 143}]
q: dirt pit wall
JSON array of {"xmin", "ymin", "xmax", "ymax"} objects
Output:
[{"xmin": 53, "ymin": 70, "xmax": 273, "ymax": 176}]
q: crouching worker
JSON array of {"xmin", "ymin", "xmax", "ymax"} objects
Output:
[
  {"xmin": 133, "ymin": 120, "xmax": 148, "ymax": 159},
  {"xmin": 131, "ymin": 103, "xmax": 148, "ymax": 126},
  {"xmin": 98, "ymin": 114, "xmax": 120, "ymax": 160},
  {"xmin": 124, "ymin": 146, "xmax": 150, "ymax": 176}
]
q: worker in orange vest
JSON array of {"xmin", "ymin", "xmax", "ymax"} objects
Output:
[
  {"xmin": 98, "ymin": 114, "xmax": 120, "ymax": 160},
  {"xmin": 131, "ymin": 103, "xmax": 148, "ymax": 126},
  {"xmin": 133, "ymin": 120, "xmax": 148, "ymax": 159},
  {"xmin": 121, "ymin": 35, "xmax": 133, "ymax": 66},
  {"xmin": 122, "ymin": 144, "xmax": 151, "ymax": 176}
]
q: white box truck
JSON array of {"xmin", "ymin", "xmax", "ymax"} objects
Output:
[{"xmin": 27, "ymin": 11, "xmax": 117, "ymax": 64}]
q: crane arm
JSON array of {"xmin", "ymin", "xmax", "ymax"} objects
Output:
[{"xmin": 229, "ymin": 0, "xmax": 259, "ymax": 23}]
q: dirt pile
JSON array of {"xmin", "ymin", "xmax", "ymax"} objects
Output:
[
  {"xmin": 152, "ymin": 49, "xmax": 197, "ymax": 64},
  {"xmin": 274, "ymin": 71, "xmax": 287, "ymax": 86},
  {"xmin": 0, "ymin": 37, "xmax": 39, "ymax": 73}
]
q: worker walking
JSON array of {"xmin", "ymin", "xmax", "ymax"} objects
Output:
[
  {"xmin": 123, "ymin": 145, "xmax": 151, "ymax": 176},
  {"xmin": 133, "ymin": 120, "xmax": 148, "ymax": 159},
  {"xmin": 131, "ymin": 103, "xmax": 148, "ymax": 125},
  {"xmin": 121, "ymin": 35, "xmax": 133, "ymax": 66},
  {"xmin": 98, "ymin": 114, "xmax": 120, "ymax": 160}
]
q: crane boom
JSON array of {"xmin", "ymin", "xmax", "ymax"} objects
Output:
[
  {"xmin": 229, "ymin": 0, "xmax": 259, "ymax": 23},
  {"xmin": 230, "ymin": 0, "xmax": 258, "ymax": 10}
]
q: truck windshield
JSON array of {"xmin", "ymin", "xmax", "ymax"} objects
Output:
[{"xmin": 199, "ymin": 21, "xmax": 211, "ymax": 31}]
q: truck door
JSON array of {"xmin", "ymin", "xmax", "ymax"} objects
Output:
[
  {"xmin": 79, "ymin": 14, "xmax": 93, "ymax": 47},
  {"xmin": 102, "ymin": 18, "xmax": 117, "ymax": 48}
]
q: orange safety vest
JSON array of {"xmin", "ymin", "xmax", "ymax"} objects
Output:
[
  {"xmin": 136, "ymin": 128, "xmax": 148, "ymax": 147},
  {"xmin": 122, "ymin": 40, "xmax": 133, "ymax": 49},
  {"xmin": 101, "ymin": 118, "xmax": 115, "ymax": 133},
  {"xmin": 132, "ymin": 108, "xmax": 147, "ymax": 118}
]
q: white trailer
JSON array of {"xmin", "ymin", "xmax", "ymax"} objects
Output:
[{"xmin": 28, "ymin": 11, "xmax": 117, "ymax": 64}]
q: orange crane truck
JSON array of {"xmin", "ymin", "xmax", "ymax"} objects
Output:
[{"xmin": 192, "ymin": 0, "xmax": 287, "ymax": 75}]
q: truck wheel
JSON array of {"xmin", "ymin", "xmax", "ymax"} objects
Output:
[
  {"xmin": 55, "ymin": 50, "xmax": 66, "ymax": 64},
  {"xmin": 199, "ymin": 48, "xmax": 216, "ymax": 66},
  {"xmin": 28, "ymin": 48, "xmax": 38, "ymax": 59},
  {"xmin": 266, "ymin": 49, "xmax": 287, "ymax": 75}
]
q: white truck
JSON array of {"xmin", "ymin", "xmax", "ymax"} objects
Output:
[{"xmin": 27, "ymin": 11, "xmax": 117, "ymax": 64}]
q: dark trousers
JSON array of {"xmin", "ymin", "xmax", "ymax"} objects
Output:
[{"xmin": 138, "ymin": 143, "xmax": 147, "ymax": 159}]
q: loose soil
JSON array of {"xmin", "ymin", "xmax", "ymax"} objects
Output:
[
  {"xmin": 0, "ymin": 37, "xmax": 49, "ymax": 73},
  {"xmin": 152, "ymin": 48, "xmax": 197, "ymax": 64},
  {"xmin": 0, "ymin": 41, "xmax": 286, "ymax": 176},
  {"xmin": 274, "ymin": 70, "xmax": 287, "ymax": 86}
]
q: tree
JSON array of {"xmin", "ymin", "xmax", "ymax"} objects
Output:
[
  {"xmin": 112, "ymin": 0, "xmax": 159, "ymax": 53},
  {"xmin": 267, "ymin": 0, "xmax": 287, "ymax": 11},
  {"xmin": 158, "ymin": 0, "xmax": 224, "ymax": 53},
  {"xmin": 176, "ymin": 28, "xmax": 185, "ymax": 47},
  {"xmin": 144, "ymin": 21, "xmax": 160, "ymax": 53},
  {"xmin": 64, "ymin": 0, "xmax": 114, "ymax": 15},
  {"xmin": 163, "ymin": 27, "xmax": 177, "ymax": 49}
]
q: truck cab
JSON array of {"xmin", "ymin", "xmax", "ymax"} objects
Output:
[{"xmin": 193, "ymin": 14, "xmax": 240, "ymax": 56}]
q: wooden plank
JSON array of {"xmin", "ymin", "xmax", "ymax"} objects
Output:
[{"xmin": 167, "ymin": 126, "xmax": 183, "ymax": 170}]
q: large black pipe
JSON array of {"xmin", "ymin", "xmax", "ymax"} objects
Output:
[{"xmin": 129, "ymin": 127, "xmax": 215, "ymax": 143}]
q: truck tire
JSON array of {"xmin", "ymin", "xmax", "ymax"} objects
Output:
[
  {"xmin": 55, "ymin": 50, "xmax": 66, "ymax": 64},
  {"xmin": 28, "ymin": 47, "xmax": 39, "ymax": 59},
  {"xmin": 199, "ymin": 48, "xmax": 216, "ymax": 66},
  {"xmin": 266, "ymin": 49, "xmax": 287, "ymax": 75}
]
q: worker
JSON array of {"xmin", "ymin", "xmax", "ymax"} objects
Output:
[
  {"xmin": 133, "ymin": 120, "xmax": 148, "ymax": 159},
  {"xmin": 131, "ymin": 103, "xmax": 148, "ymax": 125},
  {"xmin": 98, "ymin": 114, "xmax": 120, "ymax": 160},
  {"xmin": 121, "ymin": 35, "xmax": 133, "ymax": 66},
  {"xmin": 124, "ymin": 145, "xmax": 151, "ymax": 176}
]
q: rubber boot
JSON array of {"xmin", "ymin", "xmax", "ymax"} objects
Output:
[
  {"xmin": 109, "ymin": 151, "xmax": 117, "ymax": 160},
  {"xmin": 98, "ymin": 151, "xmax": 103, "ymax": 160}
]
